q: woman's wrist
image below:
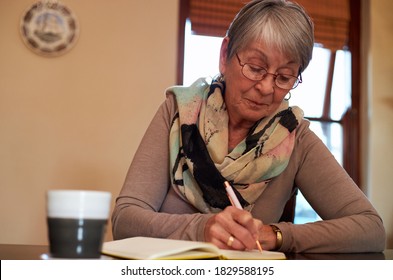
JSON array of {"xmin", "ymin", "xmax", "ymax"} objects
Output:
[{"xmin": 270, "ymin": 225, "xmax": 283, "ymax": 250}]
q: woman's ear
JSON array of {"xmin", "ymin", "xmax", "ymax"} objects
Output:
[{"xmin": 219, "ymin": 36, "xmax": 230, "ymax": 75}]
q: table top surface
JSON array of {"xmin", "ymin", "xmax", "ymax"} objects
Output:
[{"xmin": 1, "ymin": 244, "xmax": 392, "ymax": 260}]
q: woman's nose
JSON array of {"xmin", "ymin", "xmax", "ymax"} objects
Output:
[{"xmin": 254, "ymin": 74, "xmax": 275, "ymax": 95}]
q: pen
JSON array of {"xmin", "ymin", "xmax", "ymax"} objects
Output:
[{"xmin": 224, "ymin": 181, "xmax": 263, "ymax": 252}]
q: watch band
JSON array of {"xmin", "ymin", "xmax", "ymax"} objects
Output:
[{"xmin": 271, "ymin": 225, "xmax": 283, "ymax": 250}]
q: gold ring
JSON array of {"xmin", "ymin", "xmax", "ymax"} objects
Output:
[{"xmin": 226, "ymin": 235, "xmax": 234, "ymax": 247}]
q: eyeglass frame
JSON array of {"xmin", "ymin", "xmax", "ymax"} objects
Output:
[{"xmin": 235, "ymin": 53, "xmax": 302, "ymax": 90}]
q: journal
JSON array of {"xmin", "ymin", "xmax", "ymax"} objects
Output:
[{"xmin": 102, "ymin": 236, "xmax": 286, "ymax": 260}]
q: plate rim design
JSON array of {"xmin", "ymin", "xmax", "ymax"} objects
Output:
[{"xmin": 20, "ymin": 1, "xmax": 79, "ymax": 57}]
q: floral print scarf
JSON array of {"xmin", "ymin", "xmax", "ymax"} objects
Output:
[{"xmin": 168, "ymin": 78, "xmax": 303, "ymax": 213}]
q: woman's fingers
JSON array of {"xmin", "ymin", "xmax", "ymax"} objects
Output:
[{"xmin": 204, "ymin": 206, "xmax": 263, "ymax": 250}]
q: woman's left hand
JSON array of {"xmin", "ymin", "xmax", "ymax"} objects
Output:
[{"xmin": 258, "ymin": 224, "xmax": 279, "ymax": 251}]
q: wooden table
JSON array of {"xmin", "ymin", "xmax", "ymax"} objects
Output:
[{"xmin": 1, "ymin": 244, "xmax": 392, "ymax": 260}]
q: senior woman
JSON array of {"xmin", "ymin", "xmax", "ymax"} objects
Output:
[{"xmin": 112, "ymin": 0, "xmax": 386, "ymax": 253}]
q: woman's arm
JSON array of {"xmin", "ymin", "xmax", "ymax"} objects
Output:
[
  {"xmin": 271, "ymin": 121, "xmax": 386, "ymax": 253},
  {"xmin": 111, "ymin": 95, "xmax": 213, "ymax": 241}
]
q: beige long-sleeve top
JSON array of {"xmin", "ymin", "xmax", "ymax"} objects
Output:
[{"xmin": 112, "ymin": 93, "xmax": 386, "ymax": 253}]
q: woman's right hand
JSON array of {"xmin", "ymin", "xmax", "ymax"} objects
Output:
[{"xmin": 204, "ymin": 206, "xmax": 262, "ymax": 250}]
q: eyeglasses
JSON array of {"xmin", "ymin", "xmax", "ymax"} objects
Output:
[{"xmin": 235, "ymin": 53, "xmax": 302, "ymax": 90}]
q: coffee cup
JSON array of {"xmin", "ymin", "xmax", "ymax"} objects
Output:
[{"xmin": 46, "ymin": 190, "xmax": 111, "ymax": 258}]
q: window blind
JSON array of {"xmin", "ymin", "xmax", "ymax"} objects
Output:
[{"xmin": 188, "ymin": 0, "xmax": 350, "ymax": 50}]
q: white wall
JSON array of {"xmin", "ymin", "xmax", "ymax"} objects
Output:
[{"xmin": 0, "ymin": 0, "xmax": 178, "ymax": 244}]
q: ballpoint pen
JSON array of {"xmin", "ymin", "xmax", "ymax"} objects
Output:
[{"xmin": 224, "ymin": 181, "xmax": 263, "ymax": 252}]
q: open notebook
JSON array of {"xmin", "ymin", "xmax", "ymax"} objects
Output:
[{"xmin": 101, "ymin": 237, "xmax": 286, "ymax": 260}]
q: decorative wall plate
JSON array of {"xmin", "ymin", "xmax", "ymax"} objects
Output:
[{"xmin": 20, "ymin": 1, "xmax": 79, "ymax": 57}]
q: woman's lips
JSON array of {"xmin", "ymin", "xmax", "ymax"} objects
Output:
[{"xmin": 245, "ymin": 98, "xmax": 268, "ymax": 108}]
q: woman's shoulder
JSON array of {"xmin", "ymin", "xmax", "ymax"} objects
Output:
[
  {"xmin": 294, "ymin": 117, "xmax": 326, "ymax": 149},
  {"xmin": 296, "ymin": 117, "xmax": 311, "ymax": 133},
  {"xmin": 155, "ymin": 93, "xmax": 177, "ymax": 123}
]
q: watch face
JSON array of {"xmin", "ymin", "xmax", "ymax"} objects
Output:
[{"xmin": 20, "ymin": 1, "xmax": 79, "ymax": 57}]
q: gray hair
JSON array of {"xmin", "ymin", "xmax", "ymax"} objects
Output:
[{"xmin": 226, "ymin": 0, "xmax": 314, "ymax": 73}]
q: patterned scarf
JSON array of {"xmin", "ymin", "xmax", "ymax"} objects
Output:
[{"xmin": 168, "ymin": 78, "xmax": 303, "ymax": 213}]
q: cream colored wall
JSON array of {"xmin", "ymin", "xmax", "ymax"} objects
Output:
[
  {"xmin": 0, "ymin": 0, "xmax": 178, "ymax": 244},
  {"xmin": 367, "ymin": 0, "xmax": 393, "ymax": 249}
]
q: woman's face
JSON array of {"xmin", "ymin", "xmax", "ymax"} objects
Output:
[{"xmin": 219, "ymin": 37, "xmax": 300, "ymax": 128}]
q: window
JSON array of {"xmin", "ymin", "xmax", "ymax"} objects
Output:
[
  {"xmin": 183, "ymin": 27, "xmax": 351, "ymax": 223},
  {"xmin": 183, "ymin": 20, "xmax": 222, "ymax": 86}
]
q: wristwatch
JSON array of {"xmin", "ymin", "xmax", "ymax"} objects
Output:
[{"xmin": 270, "ymin": 225, "xmax": 283, "ymax": 250}]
